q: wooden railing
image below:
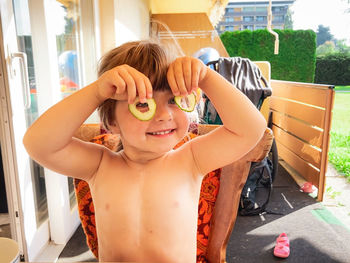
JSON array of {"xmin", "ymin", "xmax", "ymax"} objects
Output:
[{"xmin": 270, "ymin": 80, "xmax": 335, "ymax": 201}]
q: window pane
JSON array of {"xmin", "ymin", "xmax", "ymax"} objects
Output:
[{"xmin": 13, "ymin": 0, "xmax": 48, "ymax": 227}]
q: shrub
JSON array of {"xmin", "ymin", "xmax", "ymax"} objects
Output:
[
  {"xmin": 315, "ymin": 53, "xmax": 350, "ymax": 85},
  {"xmin": 220, "ymin": 29, "xmax": 317, "ymax": 82}
]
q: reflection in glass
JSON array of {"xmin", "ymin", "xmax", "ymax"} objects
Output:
[
  {"xmin": 54, "ymin": 0, "xmax": 84, "ymax": 209},
  {"xmin": 12, "ymin": 0, "xmax": 48, "ymax": 226}
]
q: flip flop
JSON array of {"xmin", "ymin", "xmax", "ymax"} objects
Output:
[
  {"xmin": 274, "ymin": 233, "xmax": 290, "ymax": 258},
  {"xmin": 300, "ymin": 182, "xmax": 315, "ymax": 193}
]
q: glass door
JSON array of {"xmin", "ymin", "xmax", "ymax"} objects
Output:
[
  {"xmin": 0, "ymin": 0, "xmax": 50, "ymax": 261},
  {"xmin": 0, "ymin": 0, "xmax": 96, "ymax": 261}
]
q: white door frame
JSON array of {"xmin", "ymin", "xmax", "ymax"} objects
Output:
[
  {"xmin": 0, "ymin": 0, "xmax": 50, "ymax": 260},
  {"xmin": 0, "ymin": 17, "xmax": 27, "ymax": 261}
]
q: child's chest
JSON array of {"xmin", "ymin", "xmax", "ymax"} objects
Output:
[{"xmin": 89, "ymin": 162, "xmax": 201, "ymax": 255}]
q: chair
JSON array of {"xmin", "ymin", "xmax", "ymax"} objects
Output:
[{"xmin": 73, "ymin": 123, "xmax": 273, "ymax": 263}]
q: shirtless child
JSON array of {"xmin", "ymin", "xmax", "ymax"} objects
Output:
[{"xmin": 23, "ymin": 40, "xmax": 266, "ymax": 262}]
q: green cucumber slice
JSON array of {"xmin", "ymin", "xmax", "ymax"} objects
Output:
[
  {"xmin": 174, "ymin": 92, "xmax": 196, "ymax": 112},
  {"xmin": 128, "ymin": 97, "xmax": 156, "ymax": 121}
]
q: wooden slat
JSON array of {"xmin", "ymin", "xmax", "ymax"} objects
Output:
[
  {"xmin": 271, "ymin": 80, "xmax": 329, "ymax": 108},
  {"xmin": 271, "ymin": 110, "xmax": 324, "ymax": 148},
  {"xmin": 272, "ymin": 125, "xmax": 322, "ymax": 169},
  {"xmin": 317, "ymin": 88, "xmax": 335, "ymax": 201},
  {"xmin": 276, "ymin": 140, "xmax": 320, "ymax": 188},
  {"xmin": 270, "ymin": 96, "xmax": 325, "ymax": 128}
]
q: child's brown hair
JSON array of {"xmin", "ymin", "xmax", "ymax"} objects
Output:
[{"xmin": 97, "ymin": 40, "xmax": 180, "ymax": 132}]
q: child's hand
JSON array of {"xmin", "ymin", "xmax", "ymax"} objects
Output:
[
  {"xmin": 96, "ymin": 64, "xmax": 153, "ymax": 104},
  {"xmin": 167, "ymin": 56, "xmax": 208, "ymax": 96}
]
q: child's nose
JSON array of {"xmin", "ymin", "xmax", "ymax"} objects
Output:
[{"xmin": 154, "ymin": 104, "xmax": 173, "ymax": 121}]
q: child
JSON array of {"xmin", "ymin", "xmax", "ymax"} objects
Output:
[{"xmin": 23, "ymin": 40, "xmax": 266, "ymax": 262}]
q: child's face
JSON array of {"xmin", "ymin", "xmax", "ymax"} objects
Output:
[{"xmin": 112, "ymin": 90, "xmax": 190, "ymax": 154}]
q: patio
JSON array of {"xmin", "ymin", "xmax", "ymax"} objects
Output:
[{"xmin": 56, "ymin": 163, "xmax": 350, "ymax": 263}]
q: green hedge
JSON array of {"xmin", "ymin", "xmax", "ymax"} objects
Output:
[
  {"xmin": 315, "ymin": 54, "xmax": 350, "ymax": 85},
  {"xmin": 220, "ymin": 29, "xmax": 316, "ymax": 83}
]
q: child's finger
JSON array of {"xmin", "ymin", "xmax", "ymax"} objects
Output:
[
  {"xmin": 191, "ymin": 60, "xmax": 200, "ymax": 90},
  {"xmin": 182, "ymin": 57, "xmax": 192, "ymax": 93},
  {"xmin": 113, "ymin": 71, "xmax": 126, "ymax": 95},
  {"xmin": 174, "ymin": 59, "xmax": 187, "ymax": 96},
  {"xmin": 118, "ymin": 67, "xmax": 136, "ymax": 103},
  {"xmin": 167, "ymin": 64, "xmax": 180, "ymax": 96},
  {"xmin": 144, "ymin": 77, "xmax": 153, "ymax": 99},
  {"xmin": 135, "ymin": 77, "xmax": 147, "ymax": 103}
]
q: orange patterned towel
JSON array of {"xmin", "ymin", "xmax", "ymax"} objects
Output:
[{"xmin": 74, "ymin": 132, "xmax": 221, "ymax": 262}]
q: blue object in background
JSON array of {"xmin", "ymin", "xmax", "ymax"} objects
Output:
[
  {"xmin": 192, "ymin": 47, "xmax": 220, "ymax": 67},
  {"xmin": 58, "ymin": 50, "xmax": 80, "ymax": 85}
]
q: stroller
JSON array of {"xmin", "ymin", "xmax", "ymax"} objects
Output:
[{"xmin": 194, "ymin": 48, "xmax": 278, "ymax": 215}]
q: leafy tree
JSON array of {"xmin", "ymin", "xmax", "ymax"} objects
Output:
[
  {"xmin": 334, "ymin": 39, "xmax": 350, "ymax": 55},
  {"xmin": 316, "ymin": 41, "xmax": 336, "ymax": 56},
  {"xmin": 284, "ymin": 8, "xmax": 293, "ymax": 29},
  {"xmin": 316, "ymin": 25, "xmax": 333, "ymax": 46}
]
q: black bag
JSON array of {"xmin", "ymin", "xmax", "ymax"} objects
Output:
[
  {"xmin": 201, "ymin": 57, "xmax": 271, "ymax": 124},
  {"xmin": 239, "ymin": 157, "xmax": 273, "ymax": 216}
]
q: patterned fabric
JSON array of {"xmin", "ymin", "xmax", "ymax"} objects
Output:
[{"xmin": 74, "ymin": 132, "xmax": 221, "ymax": 262}]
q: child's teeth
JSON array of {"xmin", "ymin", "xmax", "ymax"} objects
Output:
[{"xmin": 152, "ymin": 130, "xmax": 171, "ymax": 135}]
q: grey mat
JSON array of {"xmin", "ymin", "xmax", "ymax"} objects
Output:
[
  {"xmin": 226, "ymin": 164, "xmax": 350, "ymax": 263},
  {"xmin": 58, "ymin": 225, "xmax": 97, "ymax": 262}
]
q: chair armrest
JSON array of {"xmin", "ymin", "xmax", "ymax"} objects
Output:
[
  {"xmin": 74, "ymin": 123, "xmax": 101, "ymax": 141},
  {"xmin": 206, "ymin": 127, "xmax": 274, "ymax": 263},
  {"xmin": 244, "ymin": 128, "xmax": 273, "ymax": 162}
]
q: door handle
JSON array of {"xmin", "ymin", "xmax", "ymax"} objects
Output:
[{"xmin": 10, "ymin": 52, "xmax": 31, "ymax": 109}]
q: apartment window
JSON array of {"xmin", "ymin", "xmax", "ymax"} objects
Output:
[
  {"xmin": 225, "ymin": 17, "xmax": 234, "ymax": 22},
  {"xmin": 256, "ymin": 16, "xmax": 266, "ymax": 22},
  {"xmin": 243, "ymin": 25, "xmax": 254, "ymax": 30},
  {"xmin": 272, "ymin": 6, "xmax": 285, "ymax": 12},
  {"xmin": 256, "ymin": 26, "xmax": 266, "ymax": 30},
  {"xmin": 273, "ymin": 25, "xmax": 284, "ymax": 29},
  {"xmin": 220, "ymin": 25, "xmax": 225, "ymax": 31},
  {"xmin": 227, "ymin": 8, "xmax": 234, "ymax": 13},
  {"xmin": 243, "ymin": 16, "xmax": 254, "ymax": 22},
  {"xmin": 256, "ymin": 6, "xmax": 267, "ymax": 12},
  {"xmin": 226, "ymin": 26, "xmax": 234, "ymax": 31},
  {"xmin": 243, "ymin": 7, "xmax": 255, "ymax": 12},
  {"xmin": 274, "ymin": 15, "xmax": 284, "ymax": 22}
]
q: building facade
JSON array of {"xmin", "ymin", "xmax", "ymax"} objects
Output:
[{"xmin": 216, "ymin": 0, "xmax": 295, "ymax": 34}]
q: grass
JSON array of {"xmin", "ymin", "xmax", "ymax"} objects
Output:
[
  {"xmin": 335, "ymin": 86, "xmax": 350, "ymax": 91},
  {"xmin": 329, "ymin": 90, "xmax": 350, "ymax": 181}
]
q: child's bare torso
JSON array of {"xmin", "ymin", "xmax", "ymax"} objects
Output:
[{"xmin": 89, "ymin": 149, "xmax": 202, "ymax": 262}]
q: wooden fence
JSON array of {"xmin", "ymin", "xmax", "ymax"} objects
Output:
[{"xmin": 270, "ymin": 80, "xmax": 335, "ymax": 201}]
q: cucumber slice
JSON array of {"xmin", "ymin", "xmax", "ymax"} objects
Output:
[
  {"xmin": 128, "ymin": 97, "xmax": 156, "ymax": 121},
  {"xmin": 174, "ymin": 92, "xmax": 196, "ymax": 112}
]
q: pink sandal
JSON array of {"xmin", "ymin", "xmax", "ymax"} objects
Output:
[
  {"xmin": 274, "ymin": 233, "xmax": 290, "ymax": 258},
  {"xmin": 300, "ymin": 182, "xmax": 315, "ymax": 193}
]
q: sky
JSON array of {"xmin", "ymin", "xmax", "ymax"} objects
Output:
[{"xmin": 290, "ymin": 0, "xmax": 350, "ymax": 43}]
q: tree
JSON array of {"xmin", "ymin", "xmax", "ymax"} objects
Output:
[
  {"xmin": 334, "ymin": 39, "xmax": 350, "ymax": 55},
  {"xmin": 316, "ymin": 25, "xmax": 333, "ymax": 47},
  {"xmin": 284, "ymin": 8, "xmax": 293, "ymax": 29},
  {"xmin": 316, "ymin": 41, "xmax": 336, "ymax": 56}
]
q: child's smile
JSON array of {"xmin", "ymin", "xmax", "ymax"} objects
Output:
[
  {"xmin": 146, "ymin": 128, "xmax": 176, "ymax": 137},
  {"xmin": 112, "ymin": 90, "xmax": 190, "ymax": 160}
]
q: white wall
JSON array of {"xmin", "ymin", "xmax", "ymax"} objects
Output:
[{"xmin": 114, "ymin": 0, "xmax": 150, "ymax": 47}]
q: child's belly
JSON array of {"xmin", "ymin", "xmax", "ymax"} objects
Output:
[{"xmin": 91, "ymin": 172, "xmax": 200, "ymax": 262}]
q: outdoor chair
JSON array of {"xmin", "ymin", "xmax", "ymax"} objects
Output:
[{"xmin": 73, "ymin": 123, "xmax": 273, "ymax": 263}]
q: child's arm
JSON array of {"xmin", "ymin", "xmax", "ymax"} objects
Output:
[
  {"xmin": 167, "ymin": 57, "xmax": 266, "ymax": 175},
  {"xmin": 23, "ymin": 65, "xmax": 152, "ymax": 181}
]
